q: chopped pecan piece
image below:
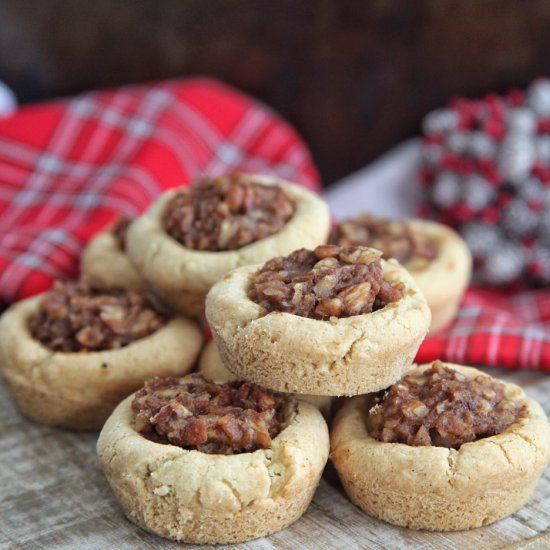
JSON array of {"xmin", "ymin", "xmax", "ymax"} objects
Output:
[
  {"xmin": 28, "ymin": 281, "xmax": 166, "ymax": 352},
  {"xmin": 131, "ymin": 374, "xmax": 288, "ymax": 454},
  {"xmin": 249, "ymin": 245, "xmax": 403, "ymax": 319},
  {"xmin": 162, "ymin": 174, "xmax": 294, "ymax": 251},
  {"xmin": 366, "ymin": 361, "xmax": 525, "ymax": 448}
]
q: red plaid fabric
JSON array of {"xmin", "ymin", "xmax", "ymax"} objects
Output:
[
  {"xmin": 0, "ymin": 78, "xmax": 319, "ymax": 306},
  {"xmin": 417, "ymin": 287, "xmax": 550, "ymax": 371}
]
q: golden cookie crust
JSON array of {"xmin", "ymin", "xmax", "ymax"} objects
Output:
[
  {"xmin": 330, "ymin": 362, "xmax": 550, "ymax": 531},
  {"xmin": 407, "ymin": 220, "xmax": 472, "ymax": 333},
  {"xmin": 81, "ymin": 229, "xmax": 145, "ymax": 291},
  {"xmin": 97, "ymin": 391, "xmax": 329, "ymax": 544},
  {"xmin": 125, "ymin": 174, "xmax": 331, "ymax": 317},
  {"xmin": 199, "ymin": 340, "xmax": 333, "ymax": 419},
  {"xmin": 0, "ymin": 295, "xmax": 203, "ymax": 431},
  {"xmin": 206, "ymin": 257, "xmax": 431, "ymax": 397}
]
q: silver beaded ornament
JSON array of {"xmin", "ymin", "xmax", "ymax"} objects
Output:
[
  {"xmin": 512, "ymin": 176, "xmax": 546, "ymax": 203},
  {"xmin": 461, "ymin": 222, "xmax": 502, "ymax": 257},
  {"xmin": 422, "ymin": 108, "xmax": 459, "ymax": 135},
  {"xmin": 497, "ymin": 135, "xmax": 536, "ymax": 184},
  {"xmin": 535, "ymin": 135, "xmax": 550, "ymax": 163},
  {"xmin": 527, "ymin": 79, "xmax": 550, "ymax": 117},
  {"xmin": 421, "ymin": 79, "xmax": 550, "ymax": 286},
  {"xmin": 502, "ymin": 198, "xmax": 539, "ymax": 237},
  {"xmin": 462, "ymin": 174, "xmax": 494, "ymax": 211},
  {"xmin": 422, "ymin": 143, "xmax": 444, "ymax": 166},
  {"xmin": 536, "ymin": 208, "xmax": 550, "ymax": 243},
  {"xmin": 432, "ymin": 171, "xmax": 461, "ymax": 208},
  {"xmin": 505, "ymin": 107, "xmax": 537, "ymax": 135},
  {"xmin": 447, "ymin": 131, "xmax": 469, "ymax": 154},
  {"xmin": 468, "ymin": 131, "xmax": 497, "ymax": 159},
  {"xmin": 482, "ymin": 243, "xmax": 525, "ymax": 285}
]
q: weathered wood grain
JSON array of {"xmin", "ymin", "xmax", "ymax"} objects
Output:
[{"xmin": 0, "ymin": 367, "xmax": 548, "ymax": 549}]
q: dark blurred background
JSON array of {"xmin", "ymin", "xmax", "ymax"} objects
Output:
[{"xmin": 1, "ymin": 0, "xmax": 549, "ymax": 183}]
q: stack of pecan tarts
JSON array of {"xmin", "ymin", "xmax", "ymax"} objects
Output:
[
  {"xmin": 204, "ymin": 211, "xmax": 549, "ymax": 535},
  {"xmin": 95, "ymin": 174, "xmax": 334, "ymax": 543},
  {"xmin": 0, "ymin": 173, "xmax": 549, "ymax": 543}
]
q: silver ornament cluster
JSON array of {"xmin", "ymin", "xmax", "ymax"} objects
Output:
[
  {"xmin": 431, "ymin": 172, "xmax": 461, "ymax": 208},
  {"xmin": 527, "ymin": 79, "xmax": 550, "ymax": 116},
  {"xmin": 502, "ymin": 199, "xmax": 539, "ymax": 237},
  {"xmin": 481, "ymin": 243, "xmax": 526, "ymax": 286},
  {"xmin": 421, "ymin": 78, "xmax": 550, "ymax": 287},
  {"xmin": 461, "ymin": 222, "xmax": 502, "ymax": 257},
  {"xmin": 422, "ymin": 108, "xmax": 459, "ymax": 135},
  {"xmin": 468, "ymin": 131, "xmax": 497, "ymax": 158},
  {"xmin": 497, "ymin": 136, "xmax": 537, "ymax": 184},
  {"xmin": 462, "ymin": 175, "xmax": 494, "ymax": 211}
]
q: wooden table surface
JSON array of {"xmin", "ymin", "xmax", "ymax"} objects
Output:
[{"xmin": 1, "ymin": 367, "xmax": 549, "ymax": 550}]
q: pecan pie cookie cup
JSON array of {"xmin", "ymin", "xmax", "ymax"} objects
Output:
[
  {"xmin": 330, "ymin": 362, "xmax": 550, "ymax": 531},
  {"xmin": 97, "ymin": 375, "xmax": 329, "ymax": 544},
  {"xmin": 331, "ymin": 215, "xmax": 472, "ymax": 333},
  {"xmin": 126, "ymin": 174, "xmax": 330, "ymax": 317},
  {"xmin": 206, "ymin": 245, "xmax": 431, "ymax": 396},
  {"xmin": 199, "ymin": 340, "xmax": 333, "ymax": 419},
  {"xmin": 0, "ymin": 283, "xmax": 202, "ymax": 430},
  {"xmin": 81, "ymin": 216, "xmax": 145, "ymax": 291}
]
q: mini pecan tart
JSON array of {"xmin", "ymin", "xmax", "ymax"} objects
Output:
[
  {"xmin": 81, "ymin": 216, "xmax": 146, "ymax": 291},
  {"xmin": 199, "ymin": 340, "xmax": 332, "ymax": 419},
  {"xmin": 330, "ymin": 214, "xmax": 472, "ymax": 332},
  {"xmin": 0, "ymin": 281, "xmax": 202, "ymax": 430},
  {"xmin": 206, "ymin": 244, "xmax": 431, "ymax": 396},
  {"xmin": 125, "ymin": 173, "xmax": 330, "ymax": 317},
  {"xmin": 331, "ymin": 362, "xmax": 550, "ymax": 531},
  {"xmin": 97, "ymin": 374, "xmax": 329, "ymax": 544}
]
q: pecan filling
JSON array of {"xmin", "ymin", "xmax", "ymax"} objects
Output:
[
  {"xmin": 28, "ymin": 281, "xmax": 166, "ymax": 352},
  {"xmin": 366, "ymin": 361, "xmax": 524, "ymax": 449},
  {"xmin": 330, "ymin": 214, "xmax": 437, "ymax": 270},
  {"xmin": 111, "ymin": 216, "xmax": 132, "ymax": 251},
  {"xmin": 162, "ymin": 174, "xmax": 295, "ymax": 251},
  {"xmin": 249, "ymin": 245, "xmax": 403, "ymax": 319},
  {"xmin": 132, "ymin": 374, "xmax": 288, "ymax": 454}
]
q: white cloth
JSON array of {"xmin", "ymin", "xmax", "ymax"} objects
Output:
[
  {"xmin": 324, "ymin": 138, "xmax": 422, "ymax": 220},
  {"xmin": 0, "ymin": 81, "xmax": 17, "ymax": 117}
]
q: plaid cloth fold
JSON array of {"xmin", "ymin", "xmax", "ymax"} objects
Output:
[
  {"xmin": 0, "ymin": 77, "xmax": 319, "ymax": 305},
  {"xmin": 417, "ymin": 287, "xmax": 550, "ymax": 371}
]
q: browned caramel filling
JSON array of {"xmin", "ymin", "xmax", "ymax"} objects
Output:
[
  {"xmin": 331, "ymin": 214, "xmax": 437, "ymax": 270},
  {"xmin": 249, "ymin": 244, "xmax": 403, "ymax": 319},
  {"xmin": 111, "ymin": 216, "xmax": 132, "ymax": 251},
  {"xmin": 132, "ymin": 374, "xmax": 288, "ymax": 454},
  {"xmin": 28, "ymin": 281, "xmax": 166, "ymax": 352},
  {"xmin": 163, "ymin": 174, "xmax": 294, "ymax": 251},
  {"xmin": 366, "ymin": 361, "xmax": 524, "ymax": 448}
]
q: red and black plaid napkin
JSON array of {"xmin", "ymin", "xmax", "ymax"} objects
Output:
[{"xmin": 1, "ymin": 77, "xmax": 549, "ymax": 373}]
